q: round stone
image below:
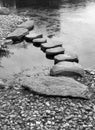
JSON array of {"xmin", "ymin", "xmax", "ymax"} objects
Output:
[{"xmin": 50, "ymin": 61, "xmax": 84, "ymax": 77}]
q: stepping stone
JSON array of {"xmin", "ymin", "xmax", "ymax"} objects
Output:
[
  {"xmin": 46, "ymin": 47, "xmax": 65, "ymax": 56},
  {"xmin": 33, "ymin": 38, "xmax": 47, "ymax": 46},
  {"xmin": 21, "ymin": 75, "xmax": 91, "ymax": 99},
  {"xmin": 54, "ymin": 53, "xmax": 79, "ymax": 64},
  {"xmin": 25, "ymin": 31, "xmax": 43, "ymax": 41},
  {"xmin": 17, "ymin": 20, "xmax": 34, "ymax": 30},
  {"xmin": 4, "ymin": 39, "xmax": 13, "ymax": 45},
  {"xmin": 6, "ymin": 28, "xmax": 29, "ymax": 41},
  {"xmin": 50, "ymin": 62, "xmax": 84, "ymax": 77},
  {"xmin": 41, "ymin": 41, "xmax": 62, "ymax": 50}
]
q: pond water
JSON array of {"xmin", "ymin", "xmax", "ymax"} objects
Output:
[{"xmin": 0, "ymin": 0, "xmax": 95, "ymax": 78}]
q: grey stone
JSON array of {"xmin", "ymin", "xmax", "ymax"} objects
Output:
[
  {"xmin": 50, "ymin": 62, "xmax": 84, "ymax": 77},
  {"xmin": 6, "ymin": 28, "xmax": 29, "ymax": 40},
  {"xmin": 0, "ymin": 7, "xmax": 10, "ymax": 15},
  {"xmin": 17, "ymin": 20, "xmax": 34, "ymax": 30},
  {"xmin": 46, "ymin": 47, "xmax": 65, "ymax": 56},
  {"xmin": 33, "ymin": 38, "xmax": 47, "ymax": 45},
  {"xmin": 41, "ymin": 41, "xmax": 62, "ymax": 50},
  {"xmin": 4, "ymin": 39, "xmax": 13, "ymax": 45},
  {"xmin": 25, "ymin": 31, "xmax": 43, "ymax": 41},
  {"xmin": 21, "ymin": 75, "xmax": 91, "ymax": 99},
  {"xmin": 54, "ymin": 53, "xmax": 79, "ymax": 64}
]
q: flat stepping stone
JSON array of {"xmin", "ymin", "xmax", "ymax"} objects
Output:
[
  {"xmin": 41, "ymin": 41, "xmax": 62, "ymax": 50},
  {"xmin": 6, "ymin": 28, "xmax": 29, "ymax": 41},
  {"xmin": 33, "ymin": 38, "xmax": 47, "ymax": 45},
  {"xmin": 50, "ymin": 62, "xmax": 84, "ymax": 77},
  {"xmin": 54, "ymin": 53, "xmax": 79, "ymax": 64},
  {"xmin": 21, "ymin": 75, "xmax": 91, "ymax": 99},
  {"xmin": 25, "ymin": 31, "xmax": 43, "ymax": 41},
  {"xmin": 46, "ymin": 47, "xmax": 65, "ymax": 56},
  {"xmin": 17, "ymin": 20, "xmax": 34, "ymax": 30}
]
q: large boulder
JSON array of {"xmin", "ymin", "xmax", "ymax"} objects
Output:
[
  {"xmin": 46, "ymin": 47, "xmax": 65, "ymax": 56},
  {"xmin": 41, "ymin": 41, "xmax": 62, "ymax": 50},
  {"xmin": 17, "ymin": 20, "xmax": 34, "ymax": 30},
  {"xmin": 6, "ymin": 28, "xmax": 29, "ymax": 41},
  {"xmin": 21, "ymin": 75, "xmax": 91, "ymax": 99},
  {"xmin": 50, "ymin": 62, "xmax": 85, "ymax": 77},
  {"xmin": 54, "ymin": 53, "xmax": 79, "ymax": 64},
  {"xmin": 25, "ymin": 31, "xmax": 43, "ymax": 41}
]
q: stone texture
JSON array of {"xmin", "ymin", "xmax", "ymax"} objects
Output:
[
  {"xmin": 21, "ymin": 75, "xmax": 91, "ymax": 99},
  {"xmin": 50, "ymin": 62, "xmax": 84, "ymax": 77},
  {"xmin": 54, "ymin": 53, "xmax": 79, "ymax": 64},
  {"xmin": 6, "ymin": 28, "xmax": 29, "ymax": 40},
  {"xmin": 41, "ymin": 41, "xmax": 62, "ymax": 50},
  {"xmin": 17, "ymin": 20, "xmax": 34, "ymax": 30},
  {"xmin": 4, "ymin": 39, "xmax": 13, "ymax": 45},
  {"xmin": 33, "ymin": 38, "xmax": 47, "ymax": 45},
  {"xmin": 0, "ymin": 7, "xmax": 10, "ymax": 15},
  {"xmin": 46, "ymin": 47, "xmax": 65, "ymax": 56},
  {"xmin": 25, "ymin": 31, "xmax": 43, "ymax": 41}
]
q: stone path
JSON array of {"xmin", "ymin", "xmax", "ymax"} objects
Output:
[{"xmin": 1, "ymin": 19, "xmax": 90, "ymax": 98}]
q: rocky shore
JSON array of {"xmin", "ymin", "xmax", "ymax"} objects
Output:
[{"xmin": 0, "ymin": 14, "xmax": 95, "ymax": 130}]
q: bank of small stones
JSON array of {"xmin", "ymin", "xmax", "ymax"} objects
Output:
[{"xmin": 1, "ymin": 19, "xmax": 91, "ymax": 99}]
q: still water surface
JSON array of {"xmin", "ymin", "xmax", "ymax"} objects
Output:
[{"xmin": 0, "ymin": 0, "xmax": 95, "ymax": 78}]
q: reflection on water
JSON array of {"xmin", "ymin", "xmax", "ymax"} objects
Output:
[{"xmin": 0, "ymin": 0, "xmax": 95, "ymax": 77}]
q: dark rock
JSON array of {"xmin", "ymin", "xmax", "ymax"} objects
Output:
[
  {"xmin": 21, "ymin": 75, "xmax": 91, "ymax": 99},
  {"xmin": 50, "ymin": 62, "xmax": 84, "ymax": 77},
  {"xmin": 25, "ymin": 31, "xmax": 43, "ymax": 41},
  {"xmin": 54, "ymin": 53, "xmax": 79, "ymax": 64},
  {"xmin": 41, "ymin": 41, "xmax": 62, "ymax": 51},
  {"xmin": 6, "ymin": 28, "xmax": 29, "ymax": 41},
  {"xmin": 0, "ymin": 7, "xmax": 10, "ymax": 15},
  {"xmin": 46, "ymin": 47, "xmax": 65, "ymax": 56},
  {"xmin": 17, "ymin": 20, "xmax": 34, "ymax": 30}
]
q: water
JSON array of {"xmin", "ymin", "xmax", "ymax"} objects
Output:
[{"xmin": 0, "ymin": 0, "xmax": 95, "ymax": 78}]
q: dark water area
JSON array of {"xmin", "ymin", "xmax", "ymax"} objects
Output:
[{"xmin": 0, "ymin": 0, "xmax": 95, "ymax": 78}]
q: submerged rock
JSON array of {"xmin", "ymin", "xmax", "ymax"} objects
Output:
[
  {"xmin": 54, "ymin": 53, "xmax": 79, "ymax": 64},
  {"xmin": 41, "ymin": 41, "xmax": 62, "ymax": 50},
  {"xmin": 50, "ymin": 62, "xmax": 84, "ymax": 77},
  {"xmin": 17, "ymin": 20, "xmax": 34, "ymax": 30},
  {"xmin": 21, "ymin": 75, "xmax": 91, "ymax": 99},
  {"xmin": 46, "ymin": 47, "xmax": 65, "ymax": 56},
  {"xmin": 25, "ymin": 31, "xmax": 43, "ymax": 41},
  {"xmin": 6, "ymin": 28, "xmax": 29, "ymax": 41}
]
